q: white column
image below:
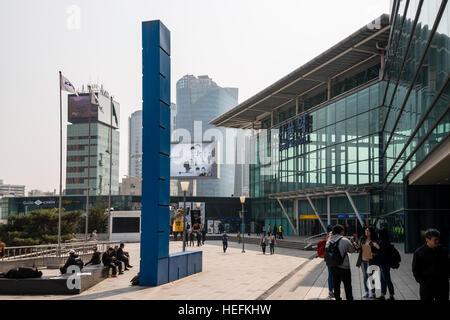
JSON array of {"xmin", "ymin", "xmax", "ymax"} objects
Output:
[
  {"xmin": 305, "ymin": 195, "xmax": 327, "ymax": 234},
  {"xmin": 345, "ymin": 191, "xmax": 365, "ymax": 228}
]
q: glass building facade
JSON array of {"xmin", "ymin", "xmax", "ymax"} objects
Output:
[
  {"xmin": 213, "ymin": 2, "xmax": 449, "ymax": 253},
  {"xmin": 378, "ymin": 0, "xmax": 450, "ymax": 252},
  {"xmin": 66, "ymin": 121, "xmax": 120, "ymax": 196}
]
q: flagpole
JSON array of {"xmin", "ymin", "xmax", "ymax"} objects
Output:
[
  {"xmin": 85, "ymin": 94, "xmax": 91, "ymax": 241},
  {"xmin": 108, "ymin": 96, "xmax": 113, "ymax": 241},
  {"xmin": 58, "ymin": 71, "xmax": 63, "ymax": 255}
]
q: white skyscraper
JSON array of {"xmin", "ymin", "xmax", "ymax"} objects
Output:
[{"xmin": 128, "ymin": 110, "xmax": 143, "ymax": 178}]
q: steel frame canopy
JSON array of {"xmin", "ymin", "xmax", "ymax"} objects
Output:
[
  {"xmin": 269, "ymin": 185, "xmax": 373, "ymax": 233},
  {"xmin": 210, "ymin": 14, "xmax": 390, "ymax": 130}
]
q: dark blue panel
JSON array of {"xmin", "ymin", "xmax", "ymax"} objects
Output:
[
  {"xmin": 159, "ymin": 76, "xmax": 170, "ymax": 105},
  {"xmin": 159, "ymin": 154, "xmax": 170, "ymax": 181},
  {"xmin": 187, "ymin": 251, "xmax": 203, "ymax": 275},
  {"xmin": 160, "ymin": 50, "xmax": 170, "ymax": 78},
  {"xmin": 159, "ymin": 128, "xmax": 170, "ymax": 155},
  {"xmin": 159, "ymin": 23, "xmax": 170, "ymax": 55},
  {"xmin": 157, "ymin": 230, "xmax": 170, "ymax": 258},
  {"xmin": 168, "ymin": 253, "xmax": 187, "ymax": 282},
  {"xmin": 159, "ymin": 102, "xmax": 170, "ymax": 130},
  {"xmin": 157, "ymin": 257, "xmax": 169, "ymax": 285},
  {"xmin": 140, "ymin": 20, "xmax": 171, "ymax": 287}
]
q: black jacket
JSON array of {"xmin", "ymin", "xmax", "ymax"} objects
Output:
[
  {"xmin": 412, "ymin": 244, "xmax": 450, "ymax": 285},
  {"xmin": 61, "ymin": 254, "xmax": 83, "ymax": 273},
  {"xmin": 102, "ymin": 252, "xmax": 114, "ymax": 266},
  {"xmin": 373, "ymin": 239, "xmax": 391, "ymax": 267},
  {"xmin": 85, "ymin": 251, "xmax": 101, "ymax": 266},
  {"xmin": 117, "ymin": 248, "xmax": 128, "ymax": 259}
]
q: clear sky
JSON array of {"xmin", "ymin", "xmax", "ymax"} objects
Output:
[{"xmin": 0, "ymin": 0, "xmax": 390, "ymax": 193}]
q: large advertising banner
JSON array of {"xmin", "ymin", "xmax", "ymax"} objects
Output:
[
  {"xmin": 67, "ymin": 93, "xmax": 120, "ymax": 129},
  {"xmin": 171, "ymin": 142, "xmax": 218, "ymax": 178},
  {"xmin": 68, "ymin": 94, "xmax": 97, "ymax": 121},
  {"xmin": 207, "ymin": 220, "xmax": 214, "ymax": 234},
  {"xmin": 178, "ymin": 202, "xmax": 205, "ymax": 230},
  {"xmin": 213, "ymin": 220, "xmax": 221, "ymax": 234}
]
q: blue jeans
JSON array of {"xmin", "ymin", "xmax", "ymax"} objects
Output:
[
  {"xmin": 380, "ymin": 265, "xmax": 394, "ymax": 296},
  {"xmin": 327, "ymin": 266, "xmax": 333, "ymax": 293},
  {"xmin": 361, "ymin": 260, "xmax": 375, "ymax": 294},
  {"xmin": 270, "ymin": 243, "xmax": 274, "ymax": 254}
]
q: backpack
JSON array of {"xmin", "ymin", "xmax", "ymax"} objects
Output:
[
  {"xmin": 317, "ymin": 238, "xmax": 327, "ymax": 258},
  {"xmin": 325, "ymin": 237, "xmax": 344, "ymax": 267},
  {"xmin": 130, "ymin": 273, "xmax": 139, "ymax": 286},
  {"xmin": 389, "ymin": 245, "xmax": 401, "ymax": 269}
]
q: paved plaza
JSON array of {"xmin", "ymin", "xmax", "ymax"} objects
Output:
[{"xmin": 0, "ymin": 240, "xmax": 421, "ymax": 300}]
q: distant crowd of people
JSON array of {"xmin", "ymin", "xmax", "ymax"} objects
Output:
[
  {"xmin": 60, "ymin": 243, "xmax": 133, "ymax": 278},
  {"xmin": 317, "ymin": 225, "xmax": 449, "ymax": 301}
]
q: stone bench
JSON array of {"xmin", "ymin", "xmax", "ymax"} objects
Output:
[{"xmin": 0, "ymin": 264, "xmax": 109, "ymax": 295}]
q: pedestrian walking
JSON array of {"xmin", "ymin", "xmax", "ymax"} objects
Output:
[
  {"xmin": 412, "ymin": 228, "xmax": 450, "ymax": 301},
  {"xmin": 201, "ymin": 227, "xmax": 207, "ymax": 245},
  {"xmin": 237, "ymin": 231, "xmax": 241, "ymax": 244},
  {"xmin": 273, "ymin": 224, "xmax": 277, "ymax": 239},
  {"xmin": 355, "ymin": 226, "xmax": 379, "ymax": 299},
  {"xmin": 196, "ymin": 231, "xmax": 202, "ymax": 247},
  {"xmin": 260, "ymin": 234, "xmax": 268, "ymax": 254},
  {"xmin": 189, "ymin": 230, "xmax": 195, "ymax": 247},
  {"xmin": 278, "ymin": 225, "xmax": 284, "ymax": 239},
  {"xmin": 262, "ymin": 225, "xmax": 266, "ymax": 236},
  {"xmin": 374, "ymin": 229, "xmax": 395, "ymax": 300},
  {"xmin": 325, "ymin": 224, "xmax": 357, "ymax": 300},
  {"xmin": 222, "ymin": 231, "xmax": 229, "ymax": 253},
  {"xmin": 269, "ymin": 232, "xmax": 276, "ymax": 255},
  {"xmin": 318, "ymin": 227, "xmax": 334, "ymax": 299}
]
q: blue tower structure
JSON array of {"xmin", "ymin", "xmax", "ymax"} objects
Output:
[{"xmin": 139, "ymin": 20, "xmax": 202, "ymax": 286}]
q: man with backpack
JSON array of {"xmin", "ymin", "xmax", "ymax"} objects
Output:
[
  {"xmin": 318, "ymin": 226, "xmax": 334, "ymax": 299},
  {"xmin": 325, "ymin": 224, "xmax": 357, "ymax": 300}
]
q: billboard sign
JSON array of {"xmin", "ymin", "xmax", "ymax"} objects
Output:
[
  {"xmin": 171, "ymin": 142, "xmax": 218, "ymax": 178},
  {"xmin": 178, "ymin": 202, "xmax": 205, "ymax": 229},
  {"xmin": 68, "ymin": 94, "xmax": 97, "ymax": 122},
  {"xmin": 68, "ymin": 93, "xmax": 120, "ymax": 129},
  {"xmin": 97, "ymin": 93, "xmax": 120, "ymax": 129}
]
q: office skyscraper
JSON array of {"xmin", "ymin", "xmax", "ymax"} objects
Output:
[
  {"xmin": 173, "ymin": 75, "xmax": 242, "ymax": 197},
  {"xmin": 128, "ymin": 103, "xmax": 176, "ymax": 180},
  {"xmin": 128, "ymin": 110, "xmax": 142, "ymax": 178},
  {"xmin": 66, "ymin": 86, "xmax": 120, "ymax": 196}
]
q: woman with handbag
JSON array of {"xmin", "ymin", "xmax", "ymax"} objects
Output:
[{"xmin": 355, "ymin": 226, "xmax": 380, "ymax": 299}]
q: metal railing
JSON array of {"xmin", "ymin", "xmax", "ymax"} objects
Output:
[{"xmin": 0, "ymin": 241, "xmax": 121, "ymax": 262}]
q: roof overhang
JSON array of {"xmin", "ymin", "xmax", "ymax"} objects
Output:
[
  {"xmin": 211, "ymin": 14, "xmax": 390, "ymax": 129},
  {"xmin": 268, "ymin": 185, "xmax": 374, "ymax": 200}
]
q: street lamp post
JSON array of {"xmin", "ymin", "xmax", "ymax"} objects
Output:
[
  {"xmin": 240, "ymin": 196, "xmax": 246, "ymax": 253},
  {"xmin": 180, "ymin": 181, "xmax": 190, "ymax": 252}
]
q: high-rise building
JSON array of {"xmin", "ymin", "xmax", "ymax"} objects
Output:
[
  {"xmin": 173, "ymin": 75, "xmax": 243, "ymax": 197},
  {"xmin": 66, "ymin": 86, "xmax": 120, "ymax": 196},
  {"xmin": 128, "ymin": 103, "xmax": 176, "ymax": 180},
  {"xmin": 128, "ymin": 110, "xmax": 142, "ymax": 178},
  {"xmin": 0, "ymin": 179, "xmax": 25, "ymax": 197}
]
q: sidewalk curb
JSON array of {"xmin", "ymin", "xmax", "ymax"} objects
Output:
[{"xmin": 256, "ymin": 251, "xmax": 317, "ymax": 300}]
